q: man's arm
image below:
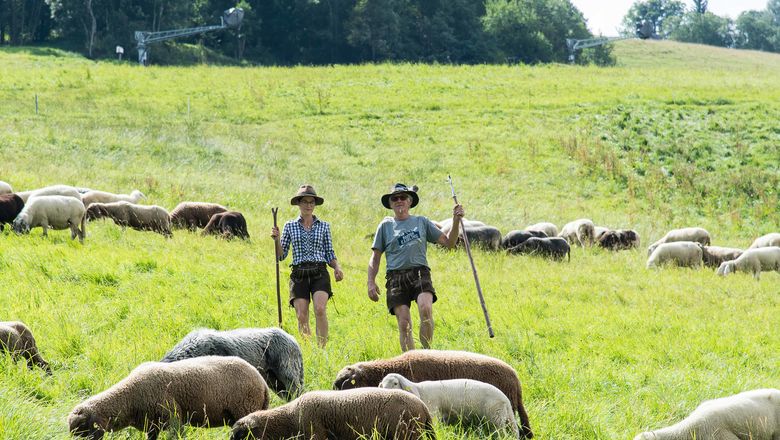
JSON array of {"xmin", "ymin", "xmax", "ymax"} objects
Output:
[
  {"xmin": 367, "ymin": 249, "xmax": 382, "ymax": 301},
  {"xmin": 437, "ymin": 204, "xmax": 465, "ymax": 249}
]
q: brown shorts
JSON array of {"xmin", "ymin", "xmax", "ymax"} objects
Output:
[
  {"xmin": 384, "ymin": 266, "xmax": 437, "ymax": 315},
  {"xmin": 289, "ymin": 262, "xmax": 332, "ymax": 306}
]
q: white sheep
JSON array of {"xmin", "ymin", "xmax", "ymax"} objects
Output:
[
  {"xmin": 12, "ymin": 195, "xmax": 86, "ymax": 242},
  {"xmin": 716, "ymin": 247, "xmax": 780, "ymax": 280},
  {"xmin": 634, "ymin": 388, "xmax": 780, "ymax": 440},
  {"xmin": 647, "ymin": 227, "xmax": 711, "ymax": 256},
  {"xmin": 380, "ymin": 373, "xmax": 520, "ymax": 438},
  {"xmin": 438, "ymin": 217, "xmax": 485, "ymax": 235},
  {"xmin": 646, "ymin": 241, "xmax": 703, "ymax": 269},
  {"xmin": 526, "ymin": 222, "xmax": 558, "ymax": 237},
  {"xmin": 0, "ymin": 180, "xmax": 12, "ymax": 194},
  {"xmin": 81, "ymin": 189, "xmax": 145, "ymax": 207},
  {"xmin": 16, "ymin": 184, "xmax": 82, "ymax": 203},
  {"xmin": 68, "ymin": 356, "xmax": 269, "ymax": 440},
  {"xmin": 86, "ymin": 201, "xmax": 171, "ymax": 237},
  {"xmin": 748, "ymin": 232, "xmax": 780, "ymax": 249},
  {"xmin": 559, "ymin": 218, "xmax": 596, "ymax": 247},
  {"xmin": 593, "ymin": 226, "xmax": 610, "ymax": 241}
]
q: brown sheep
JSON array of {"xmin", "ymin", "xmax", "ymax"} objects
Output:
[
  {"xmin": 202, "ymin": 211, "xmax": 249, "ymax": 240},
  {"xmin": 0, "ymin": 321, "xmax": 51, "ymax": 374},
  {"xmin": 333, "ymin": 349, "xmax": 533, "ymax": 438},
  {"xmin": 169, "ymin": 202, "xmax": 227, "ymax": 230},
  {"xmin": 0, "ymin": 193, "xmax": 24, "ymax": 231},
  {"xmin": 86, "ymin": 201, "xmax": 172, "ymax": 237}
]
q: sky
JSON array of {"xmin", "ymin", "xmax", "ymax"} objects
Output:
[{"xmin": 570, "ymin": 0, "xmax": 770, "ymax": 36}]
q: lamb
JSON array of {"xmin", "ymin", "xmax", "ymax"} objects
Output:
[
  {"xmin": 81, "ymin": 189, "xmax": 145, "ymax": 207},
  {"xmin": 646, "ymin": 241, "xmax": 703, "ymax": 269},
  {"xmin": 0, "ymin": 180, "xmax": 12, "ymax": 194},
  {"xmin": 507, "ymin": 236, "xmax": 571, "ymax": 262},
  {"xmin": 460, "ymin": 225, "xmax": 503, "ymax": 251},
  {"xmin": 380, "ymin": 373, "xmax": 520, "ymax": 438},
  {"xmin": 501, "ymin": 230, "xmax": 548, "ymax": 249},
  {"xmin": 333, "ymin": 349, "xmax": 533, "ymax": 438},
  {"xmin": 12, "ymin": 195, "xmax": 85, "ymax": 242},
  {"xmin": 161, "ymin": 327, "xmax": 303, "ymax": 400},
  {"xmin": 0, "ymin": 321, "xmax": 51, "ymax": 373},
  {"xmin": 748, "ymin": 232, "xmax": 780, "ymax": 249},
  {"xmin": 716, "ymin": 247, "xmax": 780, "ymax": 280},
  {"xmin": 0, "ymin": 193, "xmax": 24, "ymax": 231},
  {"xmin": 526, "ymin": 222, "xmax": 558, "ymax": 238},
  {"xmin": 634, "ymin": 388, "xmax": 780, "ymax": 440},
  {"xmin": 86, "ymin": 201, "xmax": 172, "ymax": 237},
  {"xmin": 17, "ymin": 184, "xmax": 82, "ymax": 203},
  {"xmin": 700, "ymin": 245, "xmax": 743, "ymax": 268},
  {"xmin": 559, "ymin": 218, "xmax": 596, "ymax": 247},
  {"xmin": 169, "ymin": 202, "xmax": 228, "ymax": 230},
  {"xmin": 230, "ymin": 388, "xmax": 435, "ymax": 440},
  {"xmin": 598, "ymin": 229, "xmax": 641, "ymax": 251},
  {"xmin": 68, "ymin": 356, "xmax": 269, "ymax": 440},
  {"xmin": 202, "ymin": 211, "xmax": 250, "ymax": 240},
  {"xmin": 647, "ymin": 227, "xmax": 711, "ymax": 256}
]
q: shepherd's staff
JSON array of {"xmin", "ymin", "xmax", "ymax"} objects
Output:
[
  {"xmin": 448, "ymin": 175, "xmax": 495, "ymax": 338},
  {"xmin": 272, "ymin": 207, "xmax": 282, "ymax": 328}
]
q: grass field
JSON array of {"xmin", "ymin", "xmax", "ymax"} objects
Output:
[{"xmin": 0, "ymin": 39, "xmax": 778, "ymax": 439}]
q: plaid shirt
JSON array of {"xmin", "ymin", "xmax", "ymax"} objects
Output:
[{"xmin": 279, "ymin": 215, "xmax": 337, "ymax": 266}]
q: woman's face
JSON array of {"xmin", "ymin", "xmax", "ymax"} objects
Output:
[{"xmin": 298, "ymin": 196, "xmax": 316, "ymax": 215}]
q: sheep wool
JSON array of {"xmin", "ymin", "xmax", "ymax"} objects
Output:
[
  {"xmin": 716, "ymin": 247, "xmax": 780, "ymax": 280},
  {"xmin": 646, "ymin": 241, "xmax": 703, "ymax": 269},
  {"xmin": 81, "ymin": 189, "xmax": 145, "ymax": 207},
  {"xmin": 68, "ymin": 356, "xmax": 269, "ymax": 440},
  {"xmin": 169, "ymin": 202, "xmax": 228, "ymax": 230},
  {"xmin": 230, "ymin": 388, "xmax": 435, "ymax": 440},
  {"xmin": 17, "ymin": 184, "xmax": 82, "ymax": 203},
  {"xmin": 333, "ymin": 349, "xmax": 533, "ymax": 438},
  {"xmin": 0, "ymin": 321, "xmax": 50, "ymax": 373},
  {"xmin": 647, "ymin": 227, "xmax": 711, "ymax": 256},
  {"xmin": 526, "ymin": 222, "xmax": 558, "ymax": 238},
  {"xmin": 86, "ymin": 201, "xmax": 172, "ymax": 237},
  {"xmin": 748, "ymin": 232, "xmax": 780, "ymax": 249},
  {"xmin": 0, "ymin": 180, "xmax": 12, "ymax": 194},
  {"xmin": 12, "ymin": 195, "xmax": 86, "ymax": 242}
]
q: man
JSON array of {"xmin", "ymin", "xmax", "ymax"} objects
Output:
[
  {"xmin": 367, "ymin": 183, "xmax": 464, "ymax": 351},
  {"xmin": 272, "ymin": 184, "xmax": 344, "ymax": 347}
]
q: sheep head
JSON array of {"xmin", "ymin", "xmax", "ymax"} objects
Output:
[
  {"xmin": 333, "ymin": 365, "xmax": 364, "ymax": 390},
  {"xmin": 86, "ymin": 204, "xmax": 108, "ymax": 221},
  {"xmin": 11, "ymin": 214, "xmax": 30, "ymax": 234},
  {"xmin": 68, "ymin": 407, "xmax": 107, "ymax": 439}
]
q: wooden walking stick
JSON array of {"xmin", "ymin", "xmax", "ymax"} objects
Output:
[
  {"xmin": 272, "ymin": 207, "xmax": 282, "ymax": 328},
  {"xmin": 447, "ymin": 175, "xmax": 495, "ymax": 338}
]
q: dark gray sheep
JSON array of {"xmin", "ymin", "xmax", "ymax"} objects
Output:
[
  {"xmin": 501, "ymin": 229, "xmax": 548, "ymax": 249},
  {"xmin": 68, "ymin": 356, "xmax": 269, "ymax": 440},
  {"xmin": 460, "ymin": 225, "xmax": 503, "ymax": 251},
  {"xmin": 202, "ymin": 211, "xmax": 249, "ymax": 240},
  {"xmin": 508, "ymin": 237, "xmax": 571, "ymax": 262},
  {"xmin": 333, "ymin": 349, "xmax": 532, "ymax": 438},
  {"xmin": 0, "ymin": 193, "xmax": 24, "ymax": 231},
  {"xmin": 0, "ymin": 321, "xmax": 50, "ymax": 374},
  {"xmin": 161, "ymin": 327, "xmax": 303, "ymax": 400},
  {"xmin": 169, "ymin": 202, "xmax": 227, "ymax": 230},
  {"xmin": 86, "ymin": 201, "xmax": 172, "ymax": 237},
  {"xmin": 230, "ymin": 388, "xmax": 435, "ymax": 440},
  {"xmin": 598, "ymin": 229, "xmax": 641, "ymax": 251},
  {"xmin": 700, "ymin": 245, "xmax": 743, "ymax": 268}
]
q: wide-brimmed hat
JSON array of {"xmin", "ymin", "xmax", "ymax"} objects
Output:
[
  {"xmin": 290, "ymin": 184, "xmax": 324, "ymax": 206},
  {"xmin": 381, "ymin": 183, "xmax": 419, "ymax": 209}
]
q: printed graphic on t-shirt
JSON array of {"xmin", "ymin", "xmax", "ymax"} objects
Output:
[{"xmin": 397, "ymin": 228, "xmax": 421, "ymax": 247}]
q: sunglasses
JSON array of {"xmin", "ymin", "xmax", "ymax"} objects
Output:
[{"xmin": 390, "ymin": 195, "xmax": 408, "ymax": 202}]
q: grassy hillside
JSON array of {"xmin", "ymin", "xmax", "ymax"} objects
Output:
[{"xmin": 0, "ymin": 40, "xmax": 778, "ymax": 439}]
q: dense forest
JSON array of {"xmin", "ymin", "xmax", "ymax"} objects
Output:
[{"xmin": 1, "ymin": 0, "xmax": 779, "ymax": 65}]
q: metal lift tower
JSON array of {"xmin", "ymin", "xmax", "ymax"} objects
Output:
[{"xmin": 134, "ymin": 7, "xmax": 244, "ymax": 65}]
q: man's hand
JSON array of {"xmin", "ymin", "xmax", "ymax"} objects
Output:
[{"xmin": 367, "ymin": 280, "xmax": 380, "ymax": 302}]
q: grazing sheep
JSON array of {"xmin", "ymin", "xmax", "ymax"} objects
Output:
[
  {"xmin": 380, "ymin": 373, "xmax": 519, "ymax": 438},
  {"xmin": 333, "ymin": 349, "xmax": 532, "ymax": 439},
  {"xmin": 169, "ymin": 202, "xmax": 227, "ymax": 230},
  {"xmin": 202, "ymin": 211, "xmax": 249, "ymax": 240},
  {"xmin": 646, "ymin": 242, "xmax": 703, "ymax": 269},
  {"xmin": 17, "ymin": 184, "xmax": 82, "ymax": 203},
  {"xmin": 81, "ymin": 189, "xmax": 145, "ymax": 207},
  {"xmin": 0, "ymin": 321, "xmax": 50, "ymax": 373},
  {"xmin": 12, "ymin": 195, "xmax": 85, "ymax": 242},
  {"xmin": 700, "ymin": 245, "xmax": 743, "ymax": 268},
  {"xmin": 559, "ymin": 219, "xmax": 596, "ymax": 247},
  {"xmin": 647, "ymin": 227, "xmax": 711, "ymax": 256},
  {"xmin": 501, "ymin": 230, "xmax": 547, "ymax": 249},
  {"xmin": 86, "ymin": 201, "xmax": 172, "ymax": 237},
  {"xmin": 68, "ymin": 356, "xmax": 269, "ymax": 440},
  {"xmin": 0, "ymin": 180, "xmax": 12, "ymax": 194},
  {"xmin": 634, "ymin": 388, "xmax": 780, "ymax": 440},
  {"xmin": 0, "ymin": 193, "xmax": 24, "ymax": 231},
  {"xmin": 438, "ymin": 217, "xmax": 485, "ymax": 235},
  {"xmin": 161, "ymin": 328, "xmax": 303, "ymax": 400},
  {"xmin": 598, "ymin": 229, "xmax": 641, "ymax": 251},
  {"xmin": 748, "ymin": 232, "xmax": 780, "ymax": 249},
  {"xmin": 460, "ymin": 225, "xmax": 503, "ymax": 251},
  {"xmin": 508, "ymin": 237, "xmax": 570, "ymax": 262},
  {"xmin": 230, "ymin": 388, "xmax": 435, "ymax": 440},
  {"xmin": 526, "ymin": 222, "xmax": 558, "ymax": 238},
  {"xmin": 716, "ymin": 247, "xmax": 780, "ymax": 280}
]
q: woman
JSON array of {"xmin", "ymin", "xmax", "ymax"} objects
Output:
[{"xmin": 272, "ymin": 184, "xmax": 343, "ymax": 347}]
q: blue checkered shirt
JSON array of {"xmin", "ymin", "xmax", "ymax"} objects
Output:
[{"xmin": 279, "ymin": 215, "xmax": 337, "ymax": 266}]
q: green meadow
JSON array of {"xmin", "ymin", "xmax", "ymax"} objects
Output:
[{"xmin": 0, "ymin": 39, "xmax": 778, "ymax": 439}]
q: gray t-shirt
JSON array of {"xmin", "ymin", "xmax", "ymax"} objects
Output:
[{"xmin": 372, "ymin": 215, "xmax": 444, "ymax": 271}]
